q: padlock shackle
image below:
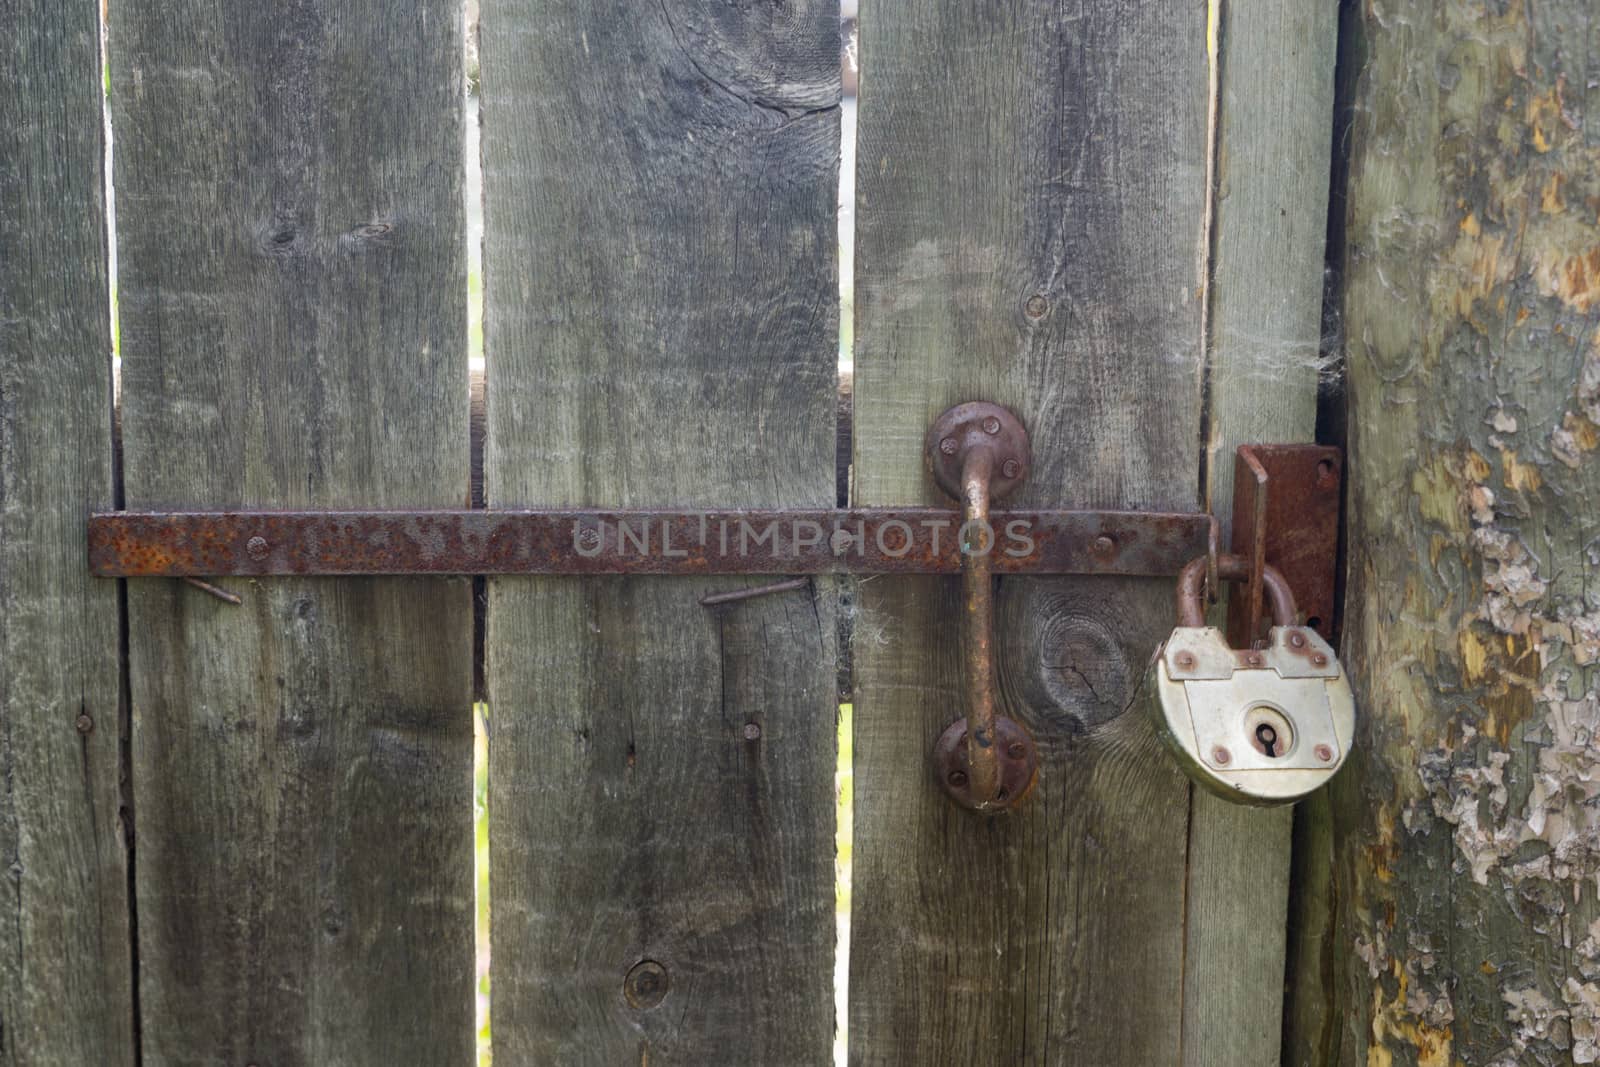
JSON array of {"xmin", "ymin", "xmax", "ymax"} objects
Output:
[{"xmin": 1176, "ymin": 553, "xmax": 1297, "ymax": 629}]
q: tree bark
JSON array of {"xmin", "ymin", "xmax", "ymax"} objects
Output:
[{"xmin": 1294, "ymin": 1, "xmax": 1600, "ymax": 1063}]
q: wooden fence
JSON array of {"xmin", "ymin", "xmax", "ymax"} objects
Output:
[{"xmin": 1, "ymin": 0, "xmax": 1336, "ymax": 1063}]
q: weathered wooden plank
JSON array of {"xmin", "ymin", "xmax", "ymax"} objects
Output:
[
  {"xmin": 848, "ymin": 1, "xmax": 1208, "ymax": 1062},
  {"xmin": 480, "ymin": 1, "xmax": 840, "ymax": 1061},
  {"xmin": 1288, "ymin": 2, "xmax": 1600, "ymax": 1064},
  {"xmin": 109, "ymin": 0, "xmax": 474, "ymax": 1061},
  {"xmin": 0, "ymin": 2, "xmax": 132, "ymax": 1062},
  {"xmin": 1184, "ymin": 1, "xmax": 1337, "ymax": 1064}
]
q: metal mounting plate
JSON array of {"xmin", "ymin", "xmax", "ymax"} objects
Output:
[
  {"xmin": 1228, "ymin": 444, "xmax": 1342, "ymax": 645},
  {"xmin": 925, "ymin": 401, "xmax": 1032, "ymax": 502}
]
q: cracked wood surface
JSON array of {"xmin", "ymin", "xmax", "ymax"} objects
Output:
[
  {"xmin": 110, "ymin": 0, "xmax": 475, "ymax": 1060},
  {"xmin": 480, "ymin": 1, "xmax": 841, "ymax": 1060},
  {"xmin": 0, "ymin": 0, "xmax": 132, "ymax": 1062}
]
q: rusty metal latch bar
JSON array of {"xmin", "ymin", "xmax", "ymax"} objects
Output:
[{"xmin": 88, "ymin": 507, "xmax": 1214, "ymax": 579}]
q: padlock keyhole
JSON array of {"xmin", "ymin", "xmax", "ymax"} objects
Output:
[{"xmin": 1244, "ymin": 706, "xmax": 1295, "ymax": 759}]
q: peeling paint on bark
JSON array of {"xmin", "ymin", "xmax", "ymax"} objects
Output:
[{"xmin": 1292, "ymin": 1, "xmax": 1600, "ymax": 1064}]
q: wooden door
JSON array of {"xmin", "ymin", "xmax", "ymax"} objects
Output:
[{"xmin": 1, "ymin": 0, "xmax": 1339, "ymax": 1063}]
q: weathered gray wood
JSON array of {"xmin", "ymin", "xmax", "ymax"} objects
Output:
[
  {"xmin": 849, "ymin": 1, "xmax": 1207, "ymax": 1062},
  {"xmin": 1184, "ymin": 2, "xmax": 1337, "ymax": 1064},
  {"xmin": 480, "ymin": 1, "xmax": 840, "ymax": 1061},
  {"xmin": 1289, "ymin": 2, "xmax": 1600, "ymax": 1064},
  {"xmin": 0, "ymin": 2, "xmax": 133, "ymax": 1062},
  {"xmin": 109, "ymin": 0, "xmax": 474, "ymax": 1061}
]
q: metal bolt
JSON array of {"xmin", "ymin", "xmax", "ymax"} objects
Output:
[
  {"xmin": 1024, "ymin": 294, "xmax": 1050, "ymax": 320},
  {"xmin": 743, "ymin": 722, "xmax": 762, "ymax": 741},
  {"xmin": 624, "ymin": 959, "xmax": 669, "ymax": 1010},
  {"xmin": 982, "ymin": 416, "xmax": 1002, "ymax": 435},
  {"xmin": 1311, "ymin": 653, "xmax": 1328, "ymax": 667},
  {"xmin": 1314, "ymin": 744, "xmax": 1334, "ymax": 763},
  {"xmin": 1174, "ymin": 650, "xmax": 1197, "ymax": 671},
  {"xmin": 74, "ymin": 713, "xmax": 94, "ymax": 735},
  {"xmin": 947, "ymin": 769, "xmax": 968, "ymax": 787},
  {"xmin": 578, "ymin": 527, "xmax": 602, "ymax": 548},
  {"xmin": 246, "ymin": 536, "xmax": 270, "ymax": 561},
  {"xmin": 1212, "ymin": 746, "xmax": 1232, "ymax": 766},
  {"xmin": 1001, "ymin": 458, "xmax": 1021, "ymax": 479},
  {"xmin": 1246, "ymin": 653, "xmax": 1264, "ymax": 667},
  {"xmin": 1092, "ymin": 535, "xmax": 1116, "ymax": 557},
  {"xmin": 1006, "ymin": 741, "xmax": 1027, "ymax": 760},
  {"xmin": 940, "ymin": 436, "xmax": 959, "ymax": 456},
  {"xmin": 1288, "ymin": 631, "xmax": 1307, "ymax": 648}
]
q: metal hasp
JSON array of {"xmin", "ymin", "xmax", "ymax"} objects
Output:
[
  {"xmin": 1228, "ymin": 444, "xmax": 1342, "ymax": 647},
  {"xmin": 926, "ymin": 402, "xmax": 1040, "ymax": 813}
]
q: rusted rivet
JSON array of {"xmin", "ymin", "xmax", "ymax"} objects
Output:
[
  {"xmin": 1001, "ymin": 458, "xmax": 1021, "ymax": 479},
  {"xmin": 947, "ymin": 769, "xmax": 968, "ymax": 787},
  {"xmin": 743, "ymin": 722, "xmax": 761, "ymax": 741},
  {"xmin": 1311, "ymin": 653, "xmax": 1328, "ymax": 667},
  {"xmin": 624, "ymin": 959, "xmax": 669, "ymax": 1010},
  {"xmin": 982, "ymin": 416, "xmax": 1002, "ymax": 435},
  {"xmin": 1212, "ymin": 745, "xmax": 1232, "ymax": 766},
  {"xmin": 1006, "ymin": 741, "xmax": 1027, "ymax": 760},
  {"xmin": 1174, "ymin": 650, "xmax": 1197, "ymax": 671},
  {"xmin": 939, "ymin": 436, "xmax": 959, "ymax": 456},
  {"xmin": 1092, "ymin": 534, "xmax": 1116, "ymax": 557},
  {"xmin": 1288, "ymin": 631, "xmax": 1307, "ymax": 648},
  {"xmin": 1314, "ymin": 744, "xmax": 1334, "ymax": 763},
  {"xmin": 75, "ymin": 713, "xmax": 94, "ymax": 735},
  {"xmin": 246, "ymin": 536, "xmax": 270, "ymax": 561},
  {"xmin": 1023, "ymin": 294, "xmax": 1050, "ymax": 320},
  {"xmin": 577, "ymin": 527, "xmax": 602, "ymax": 549}
]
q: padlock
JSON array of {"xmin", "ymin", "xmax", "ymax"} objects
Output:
[{"xmin": 1149, "ymin": 554, "xmax": 1355, "ymax": 806}]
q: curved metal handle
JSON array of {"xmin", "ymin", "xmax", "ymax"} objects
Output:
[{"xmin": 926, "ymin": 402, "xmax": 1039, "ymax": 813}]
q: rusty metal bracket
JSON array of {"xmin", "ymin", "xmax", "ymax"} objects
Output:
[{"xmin": 1225, "ymin": 444, "xmax": 1342, "ymax": 648}]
